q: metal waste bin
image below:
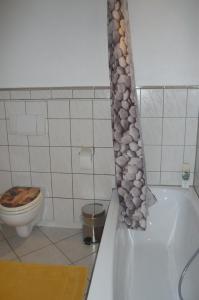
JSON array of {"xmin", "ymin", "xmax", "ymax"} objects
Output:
[{"xmin": 82, "ymin": 203, "xmax": 106, "ymax": 245}]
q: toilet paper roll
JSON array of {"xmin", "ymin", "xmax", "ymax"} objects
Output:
[{"xmin": 79, "ymin": 147, "xmax": 93, "ymax": 170}]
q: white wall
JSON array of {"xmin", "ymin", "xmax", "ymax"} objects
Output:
[
  {"xmin": 128, "ymin": 0, "xmax": 199, "ymax": 86},
  {"xmin": 0, "ymin": 0, "xmax": 110, "ymax": 88}
]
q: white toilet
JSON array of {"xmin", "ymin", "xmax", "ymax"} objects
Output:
[{"xmin": 0, "ymin": 187, "xmax": 43, "ymax": 238}]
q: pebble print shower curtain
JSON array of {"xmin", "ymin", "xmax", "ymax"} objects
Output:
[{"xmin": 107, "ymin": 0, "xmax": 155, "ymax": 229}]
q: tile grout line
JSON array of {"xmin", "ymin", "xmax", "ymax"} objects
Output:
[
  {"xmin": 72, "ymin": 250, "xmax": 98, "ymax": 265},
  {"xmin": 0, "ymin": 170, "xmax": 115, "ymax": 176},
  {"xmin": 37, "ymin": 227, "xmax": 98, "ymax": 265},
  {"xmin": 3, "ymin": 97, "xmax": 14, "ymax": 187},
  {"xmin": 46, "ymin": 95, "xmax": 55, "ymax": 220},
  {"xmin": 159, "ymin": 87, "xmax": 164, "ymax": 185},
  {"xmin": 68, "ymin": 98, "xmax": 75, "ymax": 222},
  {"xmin": 25, "ymin": 99, "xmax": 33, "ymax": 186},
  {"xmin": 37, "ymin": 227, "xmax": 78, "ymax": 264},
  {"xmin": 182, "ymin": 88, "xmax": 189, "ymax": 165},
  {"xmin": 92, "ymin": 89, "xmax": 95, "ymax": 205},
  {"xmin": 1, "ymin": 233, "xmax": 22, "ymax": 262}
]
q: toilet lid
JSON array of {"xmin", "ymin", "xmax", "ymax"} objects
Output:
[{"xmin": 0, "ymin": 187, "xmax": 40, "ymax": 208}]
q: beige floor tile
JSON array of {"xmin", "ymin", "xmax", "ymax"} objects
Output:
[
  {"xmin": 39, "ymin": 226, "xmax": 81, "ymax": 243},
  {"xmin": 7, "ymin": 228, "xmax": 50, "ymax": 257},
  {"xmin": 0, "ymin": 239, "xmax": 17, "ymax": 260},
  {"xmin": 0, "ymin": 230, "xmax": 5, "ymax": 241},
  {"xmin": 55, "ymin": 233, "xmax": 98, "ymax": 263},
  {"xmin": 21, "ymin": 244, "xmax": 71, "ymax": 265},
  {"xmin": 0, "ymin": 224, "xmax": 17, "ymax": 239},
  {"xmin": 75, "ymin": 253, "xmax": 97, "ymax": 280}
]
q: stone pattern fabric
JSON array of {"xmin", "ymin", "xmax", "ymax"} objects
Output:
[{"xmin": 107, "ymin": 0, "xmax": 149, "ymax": 229}]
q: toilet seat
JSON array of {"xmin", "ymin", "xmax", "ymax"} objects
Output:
[{"xmin": 0, "ymin": 187, "xmax": 42, "ymax": 214}]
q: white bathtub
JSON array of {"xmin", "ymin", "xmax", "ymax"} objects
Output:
[{"xmin": 87, "ymin": 186, "xmax": 199, "ymax": 300}]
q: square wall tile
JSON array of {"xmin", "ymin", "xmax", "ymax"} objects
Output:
[
  {"xmin": 164, "ymin": 89, "xmax": 187, "ymax": 117},
  {"xmin": 71, "ymin": 120, "xmax": 93, "ymax": 147},
  {"xmin": 0, "ymin": 91, "xmax": 10, "ymax": 100},
  {"xmin": 29, "ymin": 147, "xmax": 50, "ymax": 172},
  {"xmin": 48, "ymin": 100, "xmax": 69, "ymax": 118},
  {"xmin": 144, "ymin": 146, "xmax": 161, "ymax": 171},
  {"xmin": 185, "ymin": 118, "xmax": 198, "ymax": 145},
  {"xmin": 93, "ymin": 100, "xmax": 111, "ymax": 119},
  {"xmin": 0, "ymin": 120, "xmax": 8, "ymax": 145},
  {"xmin": 184, "ymin": 146, "xmax": 196, "ymax": 172},
  {"xmin": 52, "ymin": 173, "xmax": 72, "ymax": 198},
  {"xmin": 8, "ymin": 134, "xmax": 28, "ymax": 146},
  {"xmin": 161, "ymin": 146, "xmax": 184, "ymax": 172},
  {"xmin": 72, "ymin": 147, "xmax": 93, "ymax": 174},
  {"xmin": 10, "ymin": 146, "xmax": 30, "ymax": 171},
  {"xmin": 94, "ymin": 88, "xmax": 110, "ymax": 99},
  {"xmin": 146, "ymin": 172, "xmax": 160, "ymax": 185},
  {"xmin": 94, "ymin": 120, "xmax": 113, "ymax": 147},
  {"xmin": 26, "ymin": 101, "xmax": 47, "ymax": 117},
  {"xmin": 141, "ymin": 89, "xmax": 163, "ymax": 117},
  {"xmin": 73, "ymin": 89, "xmax": 94, "ymax": 99},
  {"xmin": 162, "ymin": 118, "xmax": 185, "ymax": 145},
  {"xmin": 74, "ymin": 199, "xmax": 93, "ymax": 224},
  {"xmin": 12, "ymin": 172, "xmax": 31, "ymax": 186},
  {"xmin": 70, "ymin": 100, "xmax": 92, "ymax": 119},
  {"xmin": 0, "ymin": 146, "xmax": 10, "ymax": 171},
  {"xmin": 187, "ymin": 89, "xmax": 199, "ymax": 117},
  {"xmin": 53, "ymin": 198, "xmax": 73, "ymax": 226},
  {"xmin": 30, "ymin": 89, "xmax": 51, "ymax": 99},
  {"xmin": 28, "ymin": 135, "xmax": 49, "ymax": 146},
  {"xmin": 161, "ymin": 172, "xmax": 182, "ymax": 185},
  {"xmin": 94, "ymin": 175, "xmax": 115, "ymax": 200},
  {"xmin": 49, "ymin": 119, "xmax": 70, "ymax": 146},
  {"xmin": 10, "ymin": 90, "xmax": 30, "ymax": 100},
  {"xmin": 31, "ymin": 172, "xmax": 52, "ymax": 197},
  {"xmin": 0, "ymin": 171, "xmax": 12, "ymax": 194},
  {"xmin": 94, "ymin": 148, "xmax": 115, "ymax": 174},
  {"xmin": 50, "ymin": 147, "xmax": 71, "ymax": 173},
  {"xmin": 52, "ymin": 89, "xmax": 72, "ymax": 99},
  {"xmin": 0, "ymin": 102, "xmax": 5, "ymax": 119},
  {"xmin": 73, "ymin": 174, "xmax": 94, "ymax": 199},
  {"xmin": 41, "ymin": 198, "xmax": 54, "ymax": 222},
  {"xmin": 5, "ymin": 101, "xmax": 25, "ymax": 117},
  {"xmin": 141, "ymin": 118, "xmax": 162, "ymax": 145}
]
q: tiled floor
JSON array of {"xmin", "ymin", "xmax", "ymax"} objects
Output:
[{"xmin": 0, "ymin": 225, "xmax": 98, "ymax": 299}]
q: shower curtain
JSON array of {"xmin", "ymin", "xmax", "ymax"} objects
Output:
[{"xmin": 107, "ymin": 0, "xmax": 155, "ymax": 229}]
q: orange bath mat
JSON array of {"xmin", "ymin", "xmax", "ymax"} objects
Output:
[{"xmin": 0, "ymin": 260, "xmax": 88, "ymax": 300}]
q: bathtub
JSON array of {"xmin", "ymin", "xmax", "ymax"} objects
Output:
[{"xmin": 87, "ymin": 186, "xmax": 199, "ymax": 300}]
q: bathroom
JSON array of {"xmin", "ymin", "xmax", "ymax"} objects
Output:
[{"xmin": 0, "ymin": 0, "xmax": 199, "ymax": 299}]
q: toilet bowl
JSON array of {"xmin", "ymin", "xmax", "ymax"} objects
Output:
[{"xmin": 0, "ymin": 188, "xmax": 43, "ymax": 238}]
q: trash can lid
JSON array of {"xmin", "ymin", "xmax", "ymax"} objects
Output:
[{"xmin": 82, "ymin": 203, "xmax": 105, "ymax": 218}]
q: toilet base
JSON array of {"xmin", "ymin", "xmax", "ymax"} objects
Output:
[{"xmin": 16, "ymin": 224, "xmax": 33, "ymax": 238}]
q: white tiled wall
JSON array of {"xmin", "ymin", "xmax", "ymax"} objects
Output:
[
  {"xmin": 138, "ymin": 87, "xmax": 199, "ymax": 186},
  {"xmin": 194, "ymin": 120, "xmax": 199, "ymax": 195},
  {"xmin": 0, "ymin": 87, "xmax": 115, "ymax": 228},
  {"xmin": 0, "ymin": 86, "xmax": 198, "ymax": 227}
]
